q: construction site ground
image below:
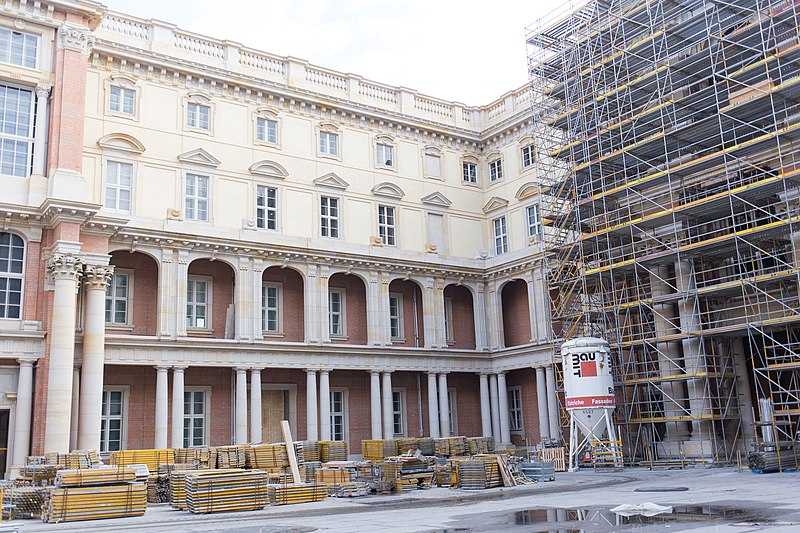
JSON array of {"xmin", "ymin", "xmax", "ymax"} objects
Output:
[{"xmin": 12, "ymin": 467, "xmax": 800, "ymax": 532}]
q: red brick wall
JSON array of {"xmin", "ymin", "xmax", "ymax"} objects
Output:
[
  {"xmin": 22, "ymin": 238, "xmax": 41, "ymax": 321},
  {"xmin": 329, "ymin": 273, "xmax": 367, "ymax": 345},
  {"xmin": 444, "ymin": 285, "xmax": 475, "ymax": 349},
  {"xmin": 262, "ymin": 267, "xmax": 304, "ymax": 342},
  {"xmin": 104, "ymin": 365, "xmax": 157, "ymax": 450},
  {"xmin": 329, "ymin": 370, "xmax": 370, "ymax": 451},
  {"xmin": 388, "ymin": 280, "xmax": 424, "ymax": 347},
  {"xmin": 261, "ymin": 368, "xmax": 308, "ymax": 440},
  {"xmin": 109, "ymin": 251, "xmax": 158, "ymax": 335},
  {"xmin": 449, "ymin": 373, "xmax": 482, "ymax": 437},
  {"xmin": 506, "ymin": 368, "xmax": 542, "ymax": 445},
  {"xmin": 187, "ymin": 259, "xmax": 235, "ymax": 339},
  {"xmin": 391, "ymin": 372, "xmax": 424, "ymax": 438},
  {"xmin": 502, "ymin": 279, "xmax": 531, "ymax": 347},
  {"xmin": 79, "ymin": 233, "xmax": 109, "ymax": 254}
]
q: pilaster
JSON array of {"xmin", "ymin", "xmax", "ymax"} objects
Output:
[{"xmin": 175, "ymin": 250, "xmax": 190, "ymax": 337}]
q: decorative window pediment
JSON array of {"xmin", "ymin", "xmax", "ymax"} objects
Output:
[
  {"xmin": 186, "ymin": 91, "xmax": 212, "ymax": 104},
  {"xmin": 319, "ymin": 121, "xmax": 340, "ymax": 133},
  {"xmin": 372, "ymin": 182, "xmax": 405, "ymax": 199},
  {"xmin": 462, "ymin": 154, "xmax": 479, "ymax": 164},
  {"xmin": 483, "ymin": 196, "xmax": 509, "ymax": 214},
  {"xmin": 424, "ymin": 145, "xmax": 442, "ymax": 157},
  {"xmin": 486, "ymin": 150, "xmax": 502, "ymax": 162},
  {"xmin": 178, "ymin": 148, "xmax": 221, "ymax": 168},
  {"xmin": 515, "ymin": 182, "xmax": 539, "ymax": 200},
  {"xmin": 314, "ymin": 172, "xmax": 349, "ymax": 190},
  {"xmin": 109, "ymin": 74, "xmax": 137, "ymax": 88},
  {"xmin": 97, "ymin": 133, "xmax": 145, "ymax": 154},
  {"xmin": 255, "ymin": 106, "xmax": 279, "ymax": 118},
  {"xmin": 517, "ymin": 135, "xmax": 534, "ymax": 146},
  {"xmin": 376, "ymin": 134, "xmax": 395, "ymax": 144},
  {"xmin": 249, "ymin": 160, "xmax": 288, "ymax": 179},
  {"xmin": 421, "ymin": 191, "xmax": 452, "ymax": 208}
]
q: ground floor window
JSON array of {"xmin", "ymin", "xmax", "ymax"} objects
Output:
[
  {"xmin": 330, "ymin": 389, "xmax": 347, "ymax": 441},
  {"xmin": 392, "ymin": 390, "xmax": 406, "ymax": 436},
  {"xmin": 100, "ymin": 388, "xmax": 125, "ymax": 452},
  {"xmin": 184, "ymin": 388, "xmax": 208, "ymax": 447},
  {"xmin": 448, "ymin": 389, "xmax": 458, "ymax": 435},
  {"xmin": 508, "ymin": 386, "xmax": 523, "ymax": 432}
]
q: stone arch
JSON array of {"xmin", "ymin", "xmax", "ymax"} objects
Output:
[
  {"xmin": 262, "ymin": 265, "xmax": 305, "ymax": 342},
  {"xmin": 443, "ymin": 283, "xmax": 476, "ymax": 349},
  {"xmin": 387, "ymin": 277, "xmax": 425, "ymax": 347},
  {"xmin": 187, "ymin": 257, "xmax": 237, "ymax": 339},
  {"xmin": 328, "ymin": 271, "xmax": 368, "ymax": 345},
  {"xmin": 108, "ymin": 250, "xmax": 160, "ymax": 335}
]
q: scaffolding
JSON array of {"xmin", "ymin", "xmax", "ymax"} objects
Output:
[{"xmin": 527, "ymin": 0, "xmax": 800, "ymax": 467}]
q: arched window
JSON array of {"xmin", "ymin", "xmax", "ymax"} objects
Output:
[{"xmin": 0, "ymin": 232, "xmax": 24, "ymax": 319}]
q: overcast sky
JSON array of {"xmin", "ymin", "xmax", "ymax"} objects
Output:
[{"xmin": 104, "ymin": 0, "xmax": 564, "ymax": 106}]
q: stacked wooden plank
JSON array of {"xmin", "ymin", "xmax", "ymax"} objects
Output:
[
  {"xmin": 174, "ymin": 447, "xmax": 213, "ymax": 468},
  {"xmin": 362, "ymin": 439, "xmax": 397, "ymax": 461},
  {"xmin": 212, "ymin": 445, "xmax": 248, "ymax": 469},
  {"xmin": 331, "ymin": 481, "xmax": 369, "ymax": 498},
  {"xmin": 267, "ymin": 483, "xmax": 327, "ymax": 505},
  {"xmin": 185, "ymin": 470, "xmax": 268, "ymax": 513},
  {"xmin": 246, "ymin": 443, "xmax": 288, "ymax": 470},
  {"xmin": 466, "ymin": 437, "xmax": 493, "ymax": 455},
  {"xmin": 537, "ymin": 447, "xmax": 566, "ymax": 472},
  {"xmin": 45, "ymin": 452, "xmax": 92, "ymax": 469},
  {"xmin": 43, "ymin": 482, "xmax": 147, "ymax": 523},
  {"xmin": 315, "ymin": 468, "xmax": 351, "ymax": 488},
  {"xmin": 458, "ymin": 462, "xmax": 490, "ymax": 490},
  {"xmin": 433, "ymin": 438, "xmax": 450, "ymax": 456},
  {"xmin": 170, "ymin": 468, "xmax": 229, "ymax": 510},
  {"xmin": 55, "ymin": 467, "xmax": 137, "ymax": 487},
  {"xmin": 417, "ymin": 438, "xmax": 435, "ymax": 456},
  {"xmin": 18, "ymin": 464, "xmax": 59, "ymax": 484},
  {"xmin": 303, "ymin": 461, "xmax": 322, "ymax": 483},
  {"xmin": 395, "ymin": 438, "xmax": 420, "ymax": 454},
  {"xmin": 447, "ymin": 436, "xmax": 467, "ymax": 456},
  {"xmin": 319, "ymin": 440, "xmax": 348, "ymax": 462},
  {"xmin": 295, "ymin": 441, "xmax": 320, "ymax": 462},
  {"xmin": 110, "ymin": 449, "xmax": 174, "ymax": 472}
]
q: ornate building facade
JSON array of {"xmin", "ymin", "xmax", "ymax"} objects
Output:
[{"xmin": 0, "ymin": 0, "xmax": 559, "ymax": 474}]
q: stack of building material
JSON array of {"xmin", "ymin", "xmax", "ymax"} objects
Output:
[
  {"xmin": 185, "ymin": 470, "xmax": 268, "ymax": 513},
  {"xmin": 18, "ymin": 463, "xmax": 59, "ymax": 485},
  {"xmin": 331, "ymin": 481, "xmax": 369, "ymax": 497},
  {"xmin": 295, "ymin": 441, "xmax": 320, "ymax": 462},
  {"xmin": 170, "ymin": 468, "xmax": 230, "ymax": 510},
  {"xmin": 537, "ymin": 447, "xmax": 566, "ymax": 472},
  {"xmin": 110, "ymin": 449, "xmax": 174, "ymax": 473},
  {"xmin": 45, "ymin": 452, "xmax": 92, "ymax": 469},
  {"xmin": 361, "ymin": 440, "xmax": 397, "ymax": 461},
  {"xmin": 43, "ymin": 482, "xmax": 147, "ymax": 523},
  {"xmin": 315, "ymin": 468, "xmax": 351, "ymax": 491},
  {"xmin": 466, "ymin": 437, "xmax": 494, "ymax": 455},
  {"xmin": 748, "ymin": 449, "xmax": 800, "ymax": 473},
  {"xmin": 433, "ymin": 463, "xmax": 452, "ymax": 487},
  {"xmin": 319, "ymin": 440, "xmax": 347, "ymax": 462},
  {"xmin": 303, "ymin": 461, "xmax": 322, "ymax": 483},
  {"xmin": 418, "ymin": 438, "xmax": 435, "ymax": 456},
  {"xmin": 55, "ymin": 467, "xmax": 138, "ymax": 487},
  {"xmin": 383, "ymin": 456, "xmax": 434, "ymax": 491},
  {"xmin": 212, "ymin": 445, "xmax": 248, "ymax": 469},
  {"xmin": 519, "ymin": 461, "xmax": 555, "ymax": 482},
  {"xmin": 433, "ymin": 438, "xmax": 450, "ymax": 456},
  {"xmin": 4, "ymin": 485, "xmax": 49, "ymax": 519},
  {"xmin": 174, "ymin": 447, "xmax": 212, "ymax": 468},
  {"xmin": 395, "ymin": 438, "xmax": 420, "ymax": 454},
  {"xmin": 447, "ymin": 436, "xmax": 467, "ymax": 456},
  {"xmin": 267, "ymin": 483, "xmax": 327, "ymax": 505},
  {"xmin": 247, "ymin": 443, "xmax": 288, "ymax": 470}
]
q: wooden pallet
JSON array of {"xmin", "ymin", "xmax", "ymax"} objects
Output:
[
  {"xmin": 537, "ymin": 447, "xmax": 566, "ymax": 472},
  {"xmin": 43, "ymin": 482, "xmax": 147, "ymax": 523},
  {"xmin": 319, "ymin": 441, "xmax": 348, "ymax": 462},
  {"xmin": 246, "ymin": 443, "xmax": 288, "ymax": 469},
  {"xmin": 212, "ymin": 445, "xmax": 249, "ymax": 469},
  {"xmin": 361, "ymin": 440, "xmax": 397, "ymax": 461},
  {"xmin": 169, "ymin": 468, "xmax": 232, "ymax": 510}
]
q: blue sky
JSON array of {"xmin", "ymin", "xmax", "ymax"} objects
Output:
[{"xmin": 104, "ymin": 0, "xmax": 564, "ymax": 106}]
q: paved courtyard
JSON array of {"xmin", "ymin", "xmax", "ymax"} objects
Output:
[{"xmin": 11, "ymin": 467, "xmax": 800, "ymax": 532}]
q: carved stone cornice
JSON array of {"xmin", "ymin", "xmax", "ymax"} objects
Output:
[
  {"xmin": 59, "ymin": 24, "xmax": 96, "ymax": 54},
  {"xmin": 83, "ymin": 264, "xmax": 114, "ymax": 290},
  {"xmin": 47, "ymin": 254, "xmax": 84, "ymax": 282}
]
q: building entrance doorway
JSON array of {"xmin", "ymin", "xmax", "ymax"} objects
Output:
[
  {"xmin": 0, "ymin": 409, "xmax": 9, "ymax": 477},
  {"xmin": 261, "ymin": 385, "xmax": 297, "ymax": 443}
]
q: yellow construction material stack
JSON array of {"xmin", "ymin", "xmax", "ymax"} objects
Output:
[
  {"xmin": 170, "ymin": 468, "xmax": 236, "ymax": 510},
  {"xmin": 447, "ymin": 436, "xmax": 467, "ymax": 456},
  {"xmin": 295, "ymin": 441, "xmax": 320, "ymax": 462},
  {"xmin": 185, "ymin": 470, "xmax": 268, "ymax": 513},
  {"xmin": 395, "ymin": 438, "xmax": 421, "ymax": 454},
  {"xmin": 212, "ymin": 445, "xmax": 248, "ymax": 469},
  {"xmin": 319, "ymin": 440, "xmax": 347, "ymax": 462},
  {"xmin": 361, "ymin": 440, "xmax": 396, "ymax": 461},
  {"xmin": 43, "ymin": 483, "xmax": 147, "ymax": 523},
  {"xmin": 466, "ymin": 437, "xmax": 493, "ymax": 455},
  {"xmin": 55, "ymin": 467, "xmax": 137, "ymax": 487},
  {"xmin": 267, "ymin": 483, "xmax": 327, "ymax": 505},
  {"xmin": 246, "ymin": 443, "xmax": 288, "ymax": 470},
  {"xmin": 110, "ymin": 449, "xmax": 174, "ymax": 473},
  {"xmin": 314, "ymin": 468, "xmax": 351, "ymax": 489},
  {"xmin": 174, "ymin": 447, "xmax": 213, "ymax": 467}
]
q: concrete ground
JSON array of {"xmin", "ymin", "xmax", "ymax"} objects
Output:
[{"xmin": 10, "ymin": 467, "xmax": 800, "ymax": 532}]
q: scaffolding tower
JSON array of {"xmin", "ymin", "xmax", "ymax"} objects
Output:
[{"xmin": 527, "ymin": 0, "xmax": 800, "ymax": 467}]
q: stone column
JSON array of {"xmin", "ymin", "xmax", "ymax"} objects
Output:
[
  {"xmin": 158, "ymin": 250, "xmax": 177, "ymax": 337},
  {"xmin": 235, "ymin": 367, "xmax": 248, "ymax": 444},
  {"xmin": 433, "ymin": 279, "xmax": 447, "ymax": 347},
  {"xmin": 306, "ymin": 370, "xmax": 318, "ymax": 441},
  {"xmin": 497, "ymin": 372, "xmax": 511, "ymax": 446},
  {"xmin": 319, "ymin": 370, "xmax": 331, "ymax": 441},
  {"xmin": 304, "ymin": 266, "xmax": 319, "ymax": 343},
  {"xmin": 12, "ymin": 359, "xmax": 35, "ymax": 467},
  {"xmin": 421, "ymin": 278, "xmax": 438, "ymax": 348},
  {"xmin": 250, "ymin": 368, "xmax": 263, "ymax": 444},
  {"xmin": 367, "ymin": 272, "xmax": 387, "ymax": 346},
  {"xmin": 376, "ymin": 274, "xmax": 391, "ymax": 346},
  {"xmin": 489, "ymin": 374, "xmax": 501, "ymax": 443},
  {"xmin": 171, "ymin": 367, "xmax": 185, "ymax": 448},
  {"xmin": 381, "ymin": 372, "xmax": 393, "ymax": 439},
  {"xmin": 479, "ymin": 373, "xmax": 492, "ymax": 437},
  {"xmin": 545, "ymin": 365, "xmax": 561, "ymax": 441},
  {"xmin": 32, "ymin": 86, "xmax": 50, "ymax": 176},
  {"xmin": 44, "ymin": 254, "xmax": 83, "ymax": 453},
  {"xmin": 318, "ymin": 267, "xmax": 332, "ymax": 343},
  {"xmin": 427, "ymin": 372, "xmax": 440, "ymax": 438},
  {"xmin": 175, "ymin": 251, "xmax": 190, "ymax": 337},
  {"xmin": 234, "ymin": 259, "xmax": 251, "ymax": 341},
  {"xmin": 472, "ymin": 283, "xmax": 489, "ymax": 350},
  {"xmin": 69, "ymin": 367, "xmax": 79, "ymax": 451},
  {"xmin": 536, "ymin": 367, "xmax": 551, "ymax": 441},
  {"xmin": 437, "ymin": 373, "xmax": 450, "ymax": 438},
  {"xmin": 251, "ymin": 261, "xmax": 266, "ymax": 341},
  {"xmin": 78, "ymin": 264, "xmax": 113, "ymax": 452},
  {"xmin": 370, "ymin": 371, "xmax": 382, "ymax": 439},
  {"xmin": 486, "ymin": 281, "xmax": 504, "ymax": 350},
  {"xmin": 154, "ymin": 366, "xmax": 169, "ymax": 448}
]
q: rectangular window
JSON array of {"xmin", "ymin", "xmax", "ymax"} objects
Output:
[
  {"xmin": 104, "ymin": 160, "xmax": 133, "ymax": 212},
  {"xmin": 256, "ymin": 185, "xmax": 278, "ymax": 230},
  {"xmin": 448, "ymin": 389, "xmax": 457, "ymax": 435},
  {"xmin": 320, "ymin": 196, "xmax": 340, "ymax": 238},
  {"xmin": 378, "ymin": 205, "xmax": 396, "ymax": 246},
  {"xmin": 0, "ymin": 28, "xmax": 37, "ymax": 69},
  {"xmin": 183, "ymin": 389, "xmax": 207, "ymax": 447},
  {"xmin": 185, "ymin": 173, "xmax": 209, "ymax": 221},
  {"xmin": 0, "ymin": 84, "xmax": 34, "ymax": 177},
  {"xmin": 527, "ymin": 204, "xmax": 543, "ymax": 240},
  {"xmin": 100, "ymin": 389, "xmax": 124, "ymax": 452},
  {"xmin": 256, "ymin": 117, "xmax": 278, "ymax": 144},
  {"xmin": 389, "ymin": 292, "xmax": 403, "ymax": 341},
  {"xmin": 109, "ymin": 85, "xmax": 135, "ymax": 115},
  {"xmin": 489, "ymin": 159, "xmax": 503, "ymax": 182},
  {"xmin": 329, "ymin": 288, "xmax": 344, "ymax": 337},
  {"xmin": 0, "ymin": 232, "xmax": 24, "ymax": 319},
  {"xmin": 463, "ymin": 161, "xmax": 478, "ymax": 184},
  {"xmin": 521, "ymin": 144, "xmax": 535, "ymax": 168},
  {"xmin": 508, "ymin": 386, "xmax": 523, "ymax": 432},
  {"xmin": 376, "ymin": 143, "xmax": 393, "ymax": 167},
  {"xmin": 186, "ymin": 102, "xmax": 210, "ymax": 130},
  {"xmin": 444, "ymin": 297, "xmax": 454, "ymax": 344},
  {"xmin": 262, "ymin": 283, "xmax": 280, "ymax": 334},
  {"xmin": 319, "ymin": 131, "xmax": 339, "ymax": 156},
  {"xmin": 186, "ymin": 276, "xmax": 210, "ymax": 329},
  {"xmin": 330, "ymin": 390, "xmax": 346, "ymax": 441},
  {"xmin": 424, "ymin": 153, "xmax": 441, "ymax": 177},
  {"xmin": 105, "ymin": 273, "xmax": 130, "ymax": 325},
  {"xmin": 392, "ymin": 390, "xmax": 406, "ymax": 436},
  {"xmin": 493, "ymin": 216, "xmax": 508, "ymax": 255}
]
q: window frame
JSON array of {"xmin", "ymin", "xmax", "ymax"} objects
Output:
[
  {"xmin": 493, "ymin": 215, "xmax": 509, "ymax": 255},
  {"xmin": 377, "ymin": 204, "xmax": 397, "ymax": 247},
  {"xmin": 374, "ymin": 135, "xmax": 395, "ymax": 170},
  {"xmin": 105, "ymin": 269, "xmax": 134, "ymax": 327},
  {"xmin": 391, "ymin": 388, "xmax": 407, "ymax": 437},
  {"xmin": 186, "ymin": 275, "xmax": 212, "ymax": 331},
  {"xmin": 255, "ymin": 116, "xmax": 279, "ymax": 146},
  {"xmin": 261, "ymin": 281, "xmax": 282, "ymax": 335},
  {"xmin": 320, "ymin": 195, "xmax": 341, "ymax": 239},
  {"xmin": 103, "ymin": 158, "xmax": 135, "ymax": 213},
  {"xmin": 329, "ymin": 388, "xmax": 349, "ymax": 442},
  {"xmin": 0, "ymin": 82, "xmax": 35, "ymax": 178},
  {"xmin": 520, "ymin": 143, "xmax": 536, "ymax": 170},
  {"xmin": 256, "ymin": 184, "xmax": 279, "ymax": 231},
  {"xmin": 100, "ymin": 386, "xmax": 129, "ymax": 452},
  {"xmin": 462, "ymin": 160, "xmax": 478, "ymax": 185},
  {"xmin": 388, "ymin": 291, "xmax": 404, "ymax": 342},
  {"xmin": 0, "ymin": 231, "xmax": 25, "ymax": 320},
  {"xmin": 526, "ymin": 203, "xmax": 543, "ymax": 242},
  {"xmin": 184, "ymin": 172, "xmax": 211, "ymax": 222},
  {"xmin": 448, "ymin": 388, "xmax": 458, "ymax": 435},
  {"xmin": 109, "ymin": 85, "xmax": 136, "ymax": 116},
  {"xmin": 444, "ymin": 296, "xmax": 454, "ymax": 345},
  {"xmin": 508, "ymin": 385, "xmax": 524, "ymax": 433},
  {"xmin": 183, "ymin": 386, "xmax": 211, "ymax": 448},
  {"xmin": 183, "ymin": 93, "xmax": 213, "ymax": 134},
  {"xmin": 328, "ymin": 287, "xmax": 346, "ymax": 338},
  {"xmin": 317, "ymin": 124, "xmax": 341, "ymax": 159},
  {"xmin": 0, "ymin": 27, "xmax": 39, "ymax": 69},
  {"xmin": 489, "ymin": 157, "xmax": 503, "ymax": 183}
]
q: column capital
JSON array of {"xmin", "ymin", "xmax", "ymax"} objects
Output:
[
  {"xmin": 154, "ymin": 365, "xmax": 170, "ymax": 372},
  {"xmin": 35, "ymin": 84, "xmax": 52, "ymax": 99},
  {"xmin": 47, "ymin": 254, "xmax": 84, "ymax": 282},
  {"xmin": 17, "ymin": 357, "xmax": 37, "ymax": 367},
  {"xmin": 234, "ymin": 366, "xmax": 249, "ymax": 373},
  {"xmin": 319, "ymin": 369, "xmax": 330, "ymax": 376},
  {"xmin": 58, "ymin": 23, "xmax": 96, "ymax": 54},
  {"xmin": 250, "ymin": 366, "xmax": 266, "ymax": 372},
  {"xmin": 83, "ymin": 264, "xmax": 114, "ymax": 290},
  {"xmin": 172, "ymin": 365, "xmax": 188, "ymax": 373},
  {"xmin": 370, "ymin": 370, "xmax": 381, "ymax": 376},
  {"xmin": 306, "ymin": 368, "xmax": 319, "ymax": 375}
]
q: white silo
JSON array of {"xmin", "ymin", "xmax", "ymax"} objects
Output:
[{"xmin": 561, "ymin": 337, "xmax": 623, "ymax": 470}]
